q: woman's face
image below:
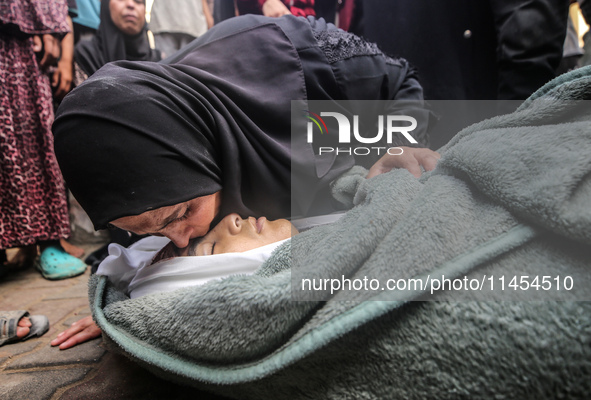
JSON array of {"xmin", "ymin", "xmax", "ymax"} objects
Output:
[
  {"xmin": 110, "ymin": 192, "xmax": 222, "ymax": 248},
  {"xmin": 109, "ymin": 0, "xmax": 146, "ymax": 36},
  {"xmin": 152, "ymin": 213, "xmax": 297, "ymax": 262}
]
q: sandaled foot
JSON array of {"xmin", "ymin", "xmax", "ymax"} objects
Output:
[
  {"xmin": 36, "ymin": 246, "xmax": 87, "ymax": 280},
  {"xmin": 16, "ymin": 316, "xmax": 32, "ymax": 338},
  {"xmin": 0, "ymin": 310, "xmax": 49, "ymax": 346}
]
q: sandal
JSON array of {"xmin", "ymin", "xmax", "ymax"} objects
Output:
[
  {"xmin": 35, "ymin": 246, "xmax": 87, "ymax": 280},
  {"xmin": 0, "ymin": 310, "xmax": 49, "ymax": 346}
]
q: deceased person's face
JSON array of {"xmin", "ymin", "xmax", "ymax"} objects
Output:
[{"xmin": 151, "ymin": 213, "xmax": 297, "ymax": 263}]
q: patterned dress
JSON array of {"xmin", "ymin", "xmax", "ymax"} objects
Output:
[{"xmin": 0, "ymin": 0, "xmax": 71, "ymax": 249}]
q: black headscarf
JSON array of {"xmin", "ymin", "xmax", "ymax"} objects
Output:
[
  {"xmin": 55, "ymin": 16, "xmax": 312, "ymax": 230},
  {"xmin": 55, "ymin": 15, "xmax": 425, "ymax": 230},
  {"xmin": 74, "ymin": 0, "xmax": 160, "ymax": 76}
]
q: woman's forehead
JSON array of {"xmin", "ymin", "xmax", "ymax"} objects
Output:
[{"xmin": 110, "ymin": 203, "xmax": 184, "ymax": 232}]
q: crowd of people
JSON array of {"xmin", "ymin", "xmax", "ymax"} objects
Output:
[{"xmin": 1, "ymin": 0, "xmax": 590, "ymax": 353}]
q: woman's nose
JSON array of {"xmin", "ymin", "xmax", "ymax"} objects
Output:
[{"xmin": 165, "ymin": 225, "xmax": 194, "ymax": 248}]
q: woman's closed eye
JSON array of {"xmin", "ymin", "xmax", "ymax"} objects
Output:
[
  {"xmin": 170, "ymin": 214, "xmax": 188, "ymax": 227},
  {"xmin": 163, "ymin": 208, "xmax": 191, "ymax": 231},
  {"xmin": 201, "ymin": 242, "xmax": 215, "ymax": 256},
  {"xmin": 175, "ymin": 207, "xmax": 191, "ymax": 223}
]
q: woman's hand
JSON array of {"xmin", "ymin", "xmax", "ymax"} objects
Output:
[
  {"xmin": 52, "ymin": 58, "xmax": 73, "ymax": 100},
  {"xmin": 32, "ymin": 34, "xmax": 61, "ymax": 69},
  {"xmin": 367, "ymin": 147, "xmax": 441, "ymax": 179},
  {"xmin": 52, "ymin": 18, "xmax": 74, "ymax": 100},
  {"xmin": 50, "ymin": 315, "xmax": 102, "ymax": 350}
]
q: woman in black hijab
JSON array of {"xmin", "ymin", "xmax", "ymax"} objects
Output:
[
  {"xmin": 54, "ymin": 15, "xmax": 437, "ymax": 250},
  {"xmin": 74, "ymin": 0, "xmax": 161, "ymax": 82},
  {"xmin": 52, "ymin": 15, "xmax": 439, "ymax": 348}
]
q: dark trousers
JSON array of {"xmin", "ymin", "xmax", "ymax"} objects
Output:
[{"xmin": 489, "ymin": 0, "xmax": 569, "ymax": 100}]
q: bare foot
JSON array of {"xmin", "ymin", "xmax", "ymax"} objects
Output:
[
  {"xmin": 60, "ymin": 239, "xmax": 85, "ymax": 258},
  {"xmin": 16, "ymin": 317, "xmax": 32, "ymax": 338}
]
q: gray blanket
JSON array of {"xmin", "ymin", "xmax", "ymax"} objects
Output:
[{"xmin": 90, "ymin": 66, "xmax": 591, "ymax": 399}]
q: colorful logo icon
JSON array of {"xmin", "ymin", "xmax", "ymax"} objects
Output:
[{"xmin": 303, "ymin": 110, "xmax": 329, "ymax": 135}]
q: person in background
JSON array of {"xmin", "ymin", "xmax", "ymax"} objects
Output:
[
  {"xmin": 557, "ymin": 10, "xmax": 584, "ymax": 75},
  {"xmin": 71, "ymin": 0, "xmax": 101, "ymax": 44},
  {"xmin": 489, "ymin": 0, "xmax": 569, "ymax": 102},
  {"xmin": 150, "ymin": 0, "xmax": 213, "ymax": 59},
  {"xmin": 361, "ymin": 0, "xmax": 569, "ymax": 148},
  {"xmin": 577, "ymin": 0, "xmax": 591, "ymax": 67},
  {"xmin": 52, "ymin": 3, "xmax": 88, "ymax": 258},
  {"xmin": 362, "ymin": 0, "xmax": 569, "ymax": 102},
  {"xmin": 0, "ymin": 0, "xmax": 87, "ymax": 280},
  {"xmin": 73, "ymin": 0, "xmax": 161, "ymax": 85}
]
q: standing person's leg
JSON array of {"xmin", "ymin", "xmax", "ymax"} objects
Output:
[
  {"xmin": 490, "ymin": 0, "xmax": 569, "ymax": 100},
  {"xmin": 0, "ymin": 35, "xmax": 85, "ymax": 280}
]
